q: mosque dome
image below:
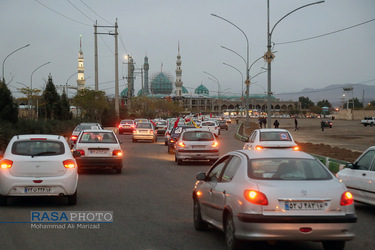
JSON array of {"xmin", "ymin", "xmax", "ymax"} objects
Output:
[
  {"xmin": 194, "ymin": 84, "xmax": 209, "ymax": 96},
  {"xmin": 175, "ymin": 86, "xmax": 188, "ymax": 95},
  {"xmin": 150, "ymin": 72, "xmax": 173, "ymax": 95}
]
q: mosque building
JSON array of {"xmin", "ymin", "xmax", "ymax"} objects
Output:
[{"xmin": 77, "ymin": 36, "xmax": 86, "ymax": 91}]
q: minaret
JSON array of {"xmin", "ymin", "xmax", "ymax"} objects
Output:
[
  {"xmin": 77, "ymin": 35, "xmax": 86, "ymax": 90},
  {"xmin": 143, "ymin": 55, "xmax": 149, "ymax": 95},
  {"xmin": 175, "ymin": 42, "xmax": 183, "ymax": 97}
]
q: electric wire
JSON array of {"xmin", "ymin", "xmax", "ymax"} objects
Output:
[
  {"xmin": 79, "ymin": 0, "xmax": 113, "ymax": 25},
  {"xmin": 66, "ymin": 0, "xmax": 95, "ymax": 23},
  {"xmin": 276, "ymin": 18, "xmax": 375, "ymax": 45}
]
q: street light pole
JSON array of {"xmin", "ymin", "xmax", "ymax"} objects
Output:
[
  {"xmin": 2, "ymin": 44, "xmax": 30, "ymax": 83},
  {"xmin": 30, "ymin": 61, "xmax": 51, "ymax": 119},
  {"xmin": 222, "ymin": 62, "xmax": 244, "ymax": 116},
  {"xmin": 66, "ymin": 72, "xmax": 78, "ymax": 99},
  {"xmin": 211, "ymin": 14, "xmax": 250, "ymax": 124},
  {"xmin": 266, "ymin": 0, "xmax": 325, "ymax": 128},
  {"xmin": 203, "ymin": 71, "xmax": 221, "ymax": 115}
]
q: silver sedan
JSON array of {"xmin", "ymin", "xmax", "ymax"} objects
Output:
[{"xmin": 193, "ymin": 149, "xmax": 356, "ymax": 249}]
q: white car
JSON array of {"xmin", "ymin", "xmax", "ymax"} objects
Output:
[
  {"xmin": 175, "ymin": 129, "xmax": 219, "ymax": 165},
  {"xmin": 193, "ymin": 149, "xmax": 356, "ymax": 249},
  {"xmin": 73, "ymin": 130, "xmax": 123, "ymax": 174},
  {"xmin": 69, "ymin": 122, "xmax": 103, "ymax": 148},
  {"xmin": 336, "ymin": 146, "xmax": 375, "ymax": 205},
  {"xmin": 243, "ymin": 129, "xmax": 298, "ymax": 150},
  {"xmin": 200, "ymin": 121, "xmax": 220, "ymax": 137},
  {"xmin": 132, "ymin": 122, "xmax": 157, "ymax": 143},
  {"xmin": 0, "ymin": 134, "xmax": 78, "ymax": 205}
]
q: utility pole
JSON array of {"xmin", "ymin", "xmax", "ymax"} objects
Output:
[{"xmin": 94, "ymin": 19, "xmax": 120, "ymax": 118}]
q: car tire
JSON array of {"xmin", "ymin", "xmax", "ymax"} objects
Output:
[
  {"xmin": 322, "ymin": 241, "xmax": 345, "ymax": 250},
  {"xmin": 165, "ymin": 140, "xmax": 168, "ymax": 146},
  {"xmin": 67, "ymin": 190, "xmax": 77, "ymax": 206},
  {"xmin": 177, "ymin": 159, "xmax": 183, "ymax": 165},
  {"xmin": 132, "ymin": 139, "xmax": 137, "ymax": 143},
  {"xmin": 0, "ymin": 195, "xmax": 7, "ymax": 206},
  {"xmin": 116, "ymin": 167, "xmax": 122, "ymax": 174},
  {"xmin": 175, "ymin": 155, "xmax": 177, "ymax": 162},
  {"xmin": 193, "ymin": 199, "xmax": 208, "ymax": 231},
  {"xmin": 225, "ymin": 214, "xmax": 241, "ymax": 250}
]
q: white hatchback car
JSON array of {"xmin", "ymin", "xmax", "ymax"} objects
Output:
[
  {"xmin": 200, "ymin": 121, "xmax": 220, "ymax": 137},
  {"xmin": 175, "ymin": 129, "xmax": 219, "ymax": 165},
  {"xmin": 243, "ymin": 129, "xmax": 298, "ymax": 150},
  {"xmin": 0, "ymin": 134, "xmax": 78, "ymax": 205},
  {"xmin": 193, "ymin": 149, "xmax": 356, "ymax": 249},
  {"xmin": 336, "ymin": 146, "xmax": 375, "ymax": 205},
  {"xmin": 73, "ymin": 130, "xmax": 123, "ymax": 174}
]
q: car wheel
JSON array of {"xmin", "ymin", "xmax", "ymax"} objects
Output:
[
  {"xmin": 177, "ymin": 159, "xmax": 183, "ymax": 165},
  {"xmin": 225, "ymin": 214, "xmax": 241, "ymax": 250},
  {"xmin": 193, "ymin": 199, "xmax": 208, "ymax": 231},
  {"xmin": 67, "ymin": 191, "xmax": 77, "ymax": 206},
  {"xmin": 155, "ymin": 137, "xmax": 157, "ymax": 142},
  {"xmin": 116, "ymin": 167, "xmax": 122, "ymax": 174},
  {"xmin": 132, "ymin": 139, "xmax": 137, "ymax": 143},
  {"xmin": 165, "ymin": 140, "xmax": 168, "ymax": 146},
  {"xmin": 0, "ymin": 195, "xmax": 7, "ymax": 206},
  {"xmin": 175, "ymin": 155, "xmax": 177, "ymax": 162},
  {"xmin": 371, "ymin": 123, "xmax": 374, "ymax": 127},
  {"xmin": 322, "ymin": 241, "xmax": 345, "ymax": 250}
]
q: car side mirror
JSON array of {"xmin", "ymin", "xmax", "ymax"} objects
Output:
[
  {"xmin": 196, "ymin": 172, "xmax": 207, "ymax": 181},
  {"xmin": 346, "ymin": 163, "xmax": 356, "ymax": 169},
  {"xmin": 72, "ymin": 151, "xmax": 81, "ymax": 158}
]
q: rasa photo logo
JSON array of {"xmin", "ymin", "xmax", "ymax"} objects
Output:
[{"xmin": 30, "ymin": 211, "xmax": 113, "ymax": 230}]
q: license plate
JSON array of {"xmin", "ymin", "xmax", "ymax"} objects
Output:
[
  {"xmin": 124, "ymin": 125, "xmax": 130, "ymax": 128},
  {"xmin": 25, "ymin": 187, "xmax": 51, "ymax": 193},
  {"xmin": 89, "ymin": 150, "xmax": 108, "ymax": 154},
  {"xmin": 192, "ymin": 145, "xmax": 205, "ymax": 148},
  {"xmin": 285, "ymin": 201, "xmax": 325, "ymax": 210}
]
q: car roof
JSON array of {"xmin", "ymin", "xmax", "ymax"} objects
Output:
[
  {"xmin": 255, "ymin": 129, "xmax": 291, "ymax": 133},
  {"xmin": 80, "ymin": 129, "xmax": 114, "ymax": 133},
  {"xmin": 182, "ymin": 128, "xmax": 211, "ymax": 132},
  {"xmin": 236, "ymin": 149, "xmax": 314, "ymax": 160},
  {"xmin": 11, "ymin": 134, "xmax": 65, "ymax": 140}
]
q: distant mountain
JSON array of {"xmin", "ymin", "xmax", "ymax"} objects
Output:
[{"xmin": 274, "ymin": 84, "xmax": 375, "ymax": 107}]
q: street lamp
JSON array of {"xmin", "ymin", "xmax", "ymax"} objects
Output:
[
  {"xmin": 266, "ymin": 0, "xmax": 325, "ymax": 127},
  {"xmin": 30, "ymin": 61, "xmax": 51, "ymax": 118},
  {"xmin": 222, "ymin": 62, "xmax": 244, "ymax": 116},
  {"xmin": 211, "ymin": 14, "xmax": 250, "ymax": 124},
  {"xmin": 203, "ymin": 71, "xmax": 221, "ymax": 115},
  {"xmin": 2, "ymin": 44, "xmax": 30, "ymax": 83},
  {"xmin": 66, "ymin": 72, "xmax": 78, "ymax": 98}
]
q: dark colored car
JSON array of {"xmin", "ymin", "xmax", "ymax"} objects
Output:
[
  {"xmin": 218, "ymin": 120, "xmax": 228, "ymax": 130},
  {"xmin": 167, "ymin": 125, "xmax": 195, "ymax": 154},
  {"xmin": 322, "ymin": 120, "xmax": 333, "ymax": 128},
  {"xmin": 155, "ymin": 120, "xmax": 168, "ymax": 135},
  {"xmin": 118, "ymin": 119, "xmax": 135, "ymax": 134}
]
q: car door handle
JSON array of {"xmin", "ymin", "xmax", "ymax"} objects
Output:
[{"xmin": 362, "ymin": 173, "xmax": 367, "ymax": 176}]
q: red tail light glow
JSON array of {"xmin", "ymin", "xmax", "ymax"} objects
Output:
[
  {"xmin": 212, "ymin": 141, "xmax": 219, "ymax": 147},
  {"xmin": 70, "ymin": 135, "xmax": 78, "ymax": 140},
  {"xmin": 113, "ymin": 150, "xmax": 123, "ymax": 156},
  {"xmin": 0, "ymin": 159, "xmax": 13, "ymax": 169},
  {"xmin": 254, "ymin": 145, "xmax": 263, "ymax": 150},
  {"xmin": 63, "ymin": 159, "xmax": 76, "ymax": 169},
  {"xmin": 340, "ymin": 191, "xmax": 354, "ymax": 206},
  {"xmin": 244, "ymin": 190, "xmax": 268, "ymax": 205},
  {"xmin": 76, "ymin": 149, "xmax": 85, "ymax": 156},
  {"xmin": 178, "ymin": 142, "xmax": 185, "ymax": 147},
  {"xmin": 293, "ymin": 146, "xmax": 299, "ymax": 151},
  {"xmin": 30, "ymin": 138, "xmax": 47, "ymax": 140},
  {"xmin": 118, "ymin": 124, "xmax": 122, "ymax": 128}
]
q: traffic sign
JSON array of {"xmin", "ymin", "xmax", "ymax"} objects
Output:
[{"xmin": 263, "ymin": 51, "xmax": 275, "ymax": 63}]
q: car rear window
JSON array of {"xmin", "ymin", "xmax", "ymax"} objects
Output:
[
  {"xmin": 248, "ymin": 158, "xmax": 332, "ymax": 180},
  {"xmin": 12, "ymin": 140, "xmax": 65, "ymax": 156},
  {"xmin": 79, "ymin": 132, "xmax": 117, "ymax": 143},
  {"xmin": 75, "ymin": 124, "xmax": 101, "ymax": 131},
  {"xmin": 202, "ymin": 122, "xmax": 215, "ymax": 126},
  {"xmin": 121, "ymin": 120, "xmax": 133, "ymax": 124},
  {"xmin": 260, "ymin": 132, "xmax": 292, "ymax": 141},
  {"xmin": 182, "ymin": 132, "xmax": 214, "ymax": 141},
  {"xmin": 137, "ymin": 123, "xmax": 152, "ymax": 129}
]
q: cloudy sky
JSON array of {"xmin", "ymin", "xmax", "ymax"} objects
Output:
[{"xmin": 1, "ymin": 0, "xmax": 375, "ymax": 100}]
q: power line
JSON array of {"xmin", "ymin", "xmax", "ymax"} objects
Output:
[
  {"xmin": 276, "ymin": 18, "xmax": 375, "ymax": 45},
  {"xmin": 34, "ymin": 0, "xmax": 91, "ymax": 26},
  {"xmin": 66, "ymin": 0, "xmax": 95, "ymax": 23},
  {"xmin": 79, "ymin": 0, "xmax": 113, "ymax": 25}
]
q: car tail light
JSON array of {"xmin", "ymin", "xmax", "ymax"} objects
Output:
[
  {"xmin": 150, "ymin": 130, "xmax": 154, "ymax": 134},
  {"xmin": 212, "ymin": 141, "xmax": 219, "ymax": 147},
  {"xmin": 30, "ymin": 138, "xmax": 47, "ymax": 140},
  {"xmin": 76, "ymin": 149, "xmax": 85, "ymax": 156},
  {"xmin": 293, "ymin": 146, "xmax": 299, "ymax": 151},
  {"xmin": 178, "ymin": 142, "xmax": 185, "ymax": 147},
  {"xmin": 63, "ymin": 159, "xmax": 76, "ymax": 169},
  {"xmin": 170, "ymin": 138, "xmax": 176, "ymax": 143},
  {"xmin": 33, "ymin": 180, "xmax": 43, "ymax": 183},
  {"xmin": 71, "ymin": 135, "xmax": 78, "ymax": 141},
  {"xmin": 340, "ymin": 191, "xmax": 354, "ymax": 206},
  {"xmin": 113, "ymin": 150, "xmax": 123, "ymax": 156},
  {"xmin": 0, "ymin": 159, "xmax": 13, "ymax": 169},
  {"xmin": 131, "ymin": 125, "xmax": 135, "ymax": 128},
  {"xmin": 254, "ymin": 145, "xmax": 263, "ymax": 150},
  {"xmin": 118, "ymin": 124, "xmax": 122, "ymax": 128},
  {"xmin": 244, "ymin": 190, "xmax": 268, "ymax": 205},
  {"xmin": 300, "ymin": 227, "xmax": 312, "ymax": 233}
]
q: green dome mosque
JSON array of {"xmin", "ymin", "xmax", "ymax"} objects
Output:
[
  {"xmin": 194, "ymin": 84, "xmax": 209, "ymax": 96},
  {"xmin": 150, "ymin": 72, "xmax": 173, "ymax": 95}
]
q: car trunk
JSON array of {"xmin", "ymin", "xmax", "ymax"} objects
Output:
[{"xmin": 10, "ymin": 156, "xmax": 66, "ymax": 177}]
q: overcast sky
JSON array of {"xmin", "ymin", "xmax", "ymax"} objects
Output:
[{"xmin": 1, "ymin": 0, "xmax": 374, "ymax": 100}]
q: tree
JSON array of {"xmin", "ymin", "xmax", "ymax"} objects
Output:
[
  {"xmin": 60, "ymin": 89, "xmax": 72, "ymax": 120},
  {"xmin": 343, "ymin": 97, "xmax": 363, "ymax": 109},
  {"xmin": 299, "ymin": 96, "xmax": 314, "ymax": 109},
  {"xmin": 72, "ymin": 89, "xmax": 108, "ymax": 122},
  {"xmin": 0, "ymin": 80, "xmax": 18, "ymax": 123},
  {"xmin": 39, "ymin": 74, "xmax": 61, "ymax": 119},
  {"xmin": 317, "ymin": 99, "xmax": 331, "ymax": 107}
]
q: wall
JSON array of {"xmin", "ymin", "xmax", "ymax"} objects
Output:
[{"xmin": 334, "ymin": 109, "xmax": 375, "ymax": 120}]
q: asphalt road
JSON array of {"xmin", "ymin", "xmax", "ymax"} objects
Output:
[{"xmin": 0, "ymin": 123, "xmax": 374, "ymax": 250}]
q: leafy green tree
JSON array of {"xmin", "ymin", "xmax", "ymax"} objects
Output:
[
  {"xmin": 310, "ymin": 105, "xmax": 322, "ymax": 114},
  {"xmin": 0, "ymin": 80, "xmax": 18, "ymax": 123},
  {"xmin": 299, "ymin": 96, "xmax": 314, "ymax": 109},
  {"xmin": 39, "ymin": 74, "xmax": 61, "ymax": 119},
  {"xmin": 343, "ymin": 97, "xmax": 363, "ymax": 109},
  {"xmin": 60, "ymin": 90, "xmax": 72, "ymax": 120},
  {"xmin": 317, "ymin": 99, "xmax": 331, "ymax": 107},
  {"xmin": 72, "ymin": 89, "xmax": 108, "ymax": 122}
]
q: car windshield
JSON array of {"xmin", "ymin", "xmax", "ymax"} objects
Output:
[
  {"xmin": 157, "ymin": 121, "xmax": 167, "ymax": 125},
  {"xmin": 137, "ymin": 123, "xmax": 152, "ymax": 129},
  {"xmin": 75, "ymin": 124, "xmax": 101, "ymax": 132},
  {"xmin": 121, "ymin": 120, "xmax": 133, "ymax": 125},
  {"xmin": 259, "ymin": 132, "xmax": 292, "ymax": 141},
  {"xmin": 202, "ymin": 122, "xmax": 215, "ymax": 126},
  {"xmin": 79, "ymin": 132, "xmax": 117, "ymax": 143},
  {"xmin": 12, "ymin": 140, "xmax": 65, "ymax": 156},
  {"xmin": 248, "ymin": 158, "xmax": 332, "ymax": 180},
  {"xmin": 182, "ymin": 131, "xmax": 214, "ymax": 141}
]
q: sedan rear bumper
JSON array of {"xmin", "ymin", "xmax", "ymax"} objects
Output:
[
  {"xmin": 76, "ymin": 157, "xmax": 123, "ymax": 170},
  {"xmin": 176, "ymin": 150, "xmax": 219, "ymax": 160}
]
